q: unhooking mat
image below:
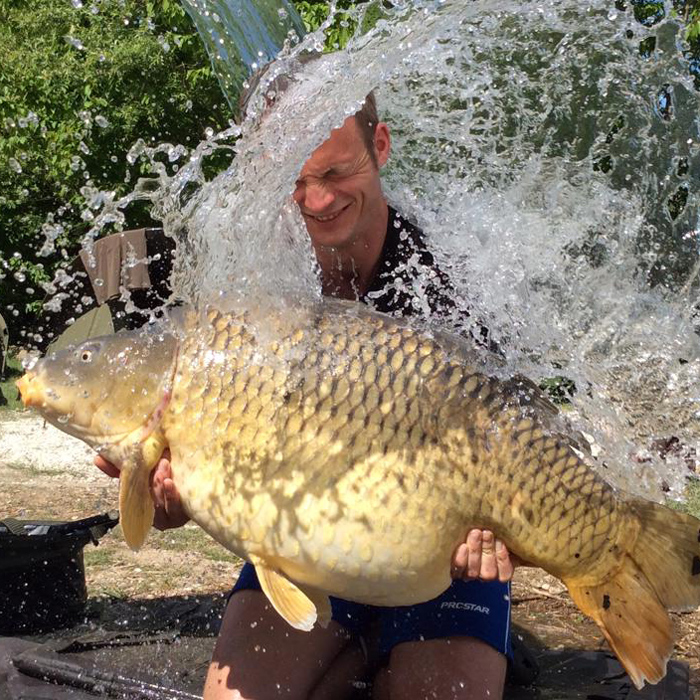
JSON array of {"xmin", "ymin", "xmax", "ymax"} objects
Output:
[{"xmin": 0, "ymin": 634, "xmax": 691, "ymax": 700}]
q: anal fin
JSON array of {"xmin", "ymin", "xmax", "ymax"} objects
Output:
[{"xmin": 252, "ymin": 558, "xmax": 329, "ymax": 632}]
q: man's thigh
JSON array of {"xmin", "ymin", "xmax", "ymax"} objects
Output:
[
  {"xmin": 374, "ymin": 636, "xmax": 507, "ymax": 700},
  {"xmin": 204, "ymin": 589, "xmax": 363, "ymax": 700}
]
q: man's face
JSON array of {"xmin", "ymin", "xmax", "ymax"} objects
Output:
[{"xmin": 293, "ymin": 116, "xmax": 390, "ymax": 251}]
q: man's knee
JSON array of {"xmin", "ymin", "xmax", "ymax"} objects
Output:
[
  {"xmin": 386, "ymin": 636, "xmax": 507, "ymax": 700},
  {"xmin": 204, "ymin": 589, "xmax": 358, "ymax": 700}
]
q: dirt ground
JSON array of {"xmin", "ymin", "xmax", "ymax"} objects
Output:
[{"xmin": 1, "ymin": 410, "xmax": 698, "ymax": 696}]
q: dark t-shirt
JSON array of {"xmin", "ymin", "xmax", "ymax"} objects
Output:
[{"xmin": 362, "ymin": 207, "xmax": 494, "ymax": 351}]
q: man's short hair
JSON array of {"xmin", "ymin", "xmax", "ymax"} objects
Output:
[
  {"xmin": 355, "ymin": 91, "xmax": 379, "ymax": 165},
  {"xmin": 240, "ymin": 55, "xmax": 380, "ymax": 164}
]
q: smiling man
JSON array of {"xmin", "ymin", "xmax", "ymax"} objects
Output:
[
  {"xmin": 96, "ymin": 94, "xmax": 524, "ymax": 699},
  {"xmin": 293, "ymin": 113, "xmax": 390, "ymax": 301},
  {"xmin": 200, "ymin": 95, "xmax": 522, "ymax": 700}
]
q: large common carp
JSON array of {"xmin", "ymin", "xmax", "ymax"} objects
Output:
[{"xmin": 16, "ymin": 297, "xmax": 700, "ymax": 688}]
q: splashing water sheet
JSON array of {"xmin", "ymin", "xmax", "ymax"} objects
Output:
[{"xmin": 17, "ymin": 0, "xmax": 700, "ymax": 502}]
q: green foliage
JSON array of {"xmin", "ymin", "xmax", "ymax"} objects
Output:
[
  {"xmin": 295, "ymin": 1, "xmax": 355, "ymax": 49},
  {"xmin": 293, "ymin": 0, "xmax": 386, "ymax": 51},
  {"xmin": 0, "ymin": 0, "xmax": 230, "ymax": 337},
  {"xmin": 674, "ymin": 0, "xmax": 700, "ymax": 41},
  {"xmin": 618, "ymin": 1, "xmax": 700, "ymax": 86},
  {"xmin": 0, "ymin": 353, "xmax": 23, "ymax": 411},
  {"xmin": 668, "ymin": 478, "xmax": 700, "ymax": 519},
  {"xmin": 539, "ymin": 376, "xmax": 577, "ymax": 405},
  {"xmin": 3, "ymin": 0, "xmax": 699, "ymax": 345},
  {"xmin": 631, "ymin": 0, "xmax": 666, "ymax": 27}
]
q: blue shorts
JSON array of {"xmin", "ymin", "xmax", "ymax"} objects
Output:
[{"xmin": 232, "ymin": 562, "xmax": 512, "ymax": 658}]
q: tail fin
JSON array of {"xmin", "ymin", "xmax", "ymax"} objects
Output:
[
  {"xmin": 628, "ymin": 499, "xmax": 700, "ymax": 611},
  {"xmin": 564, "ymin": 499, "xmax": 700, "ymax": 689}
]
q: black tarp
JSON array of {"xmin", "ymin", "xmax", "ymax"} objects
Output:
[{"xmin": 0, "ymin": 633, "xmax": 692, "ymax": 700}]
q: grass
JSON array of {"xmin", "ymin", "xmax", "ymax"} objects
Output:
[
  {"xmin": 3, "ymin": 460, "xmax": 65, "ymax": 477},
  {"xmin": 0, "ymin": 352, "xmax": 24, "ymax": 412},
  {"xmin": 153, "ymin": 524, "xmax": 241, "ymax": 564},
  {"xmin": 84, "ymin": 545, "xmax": 117, "ymax": 568},
  {"xmin": 669, "ymin": 478, "xmax": 700, "ymax": 519}
]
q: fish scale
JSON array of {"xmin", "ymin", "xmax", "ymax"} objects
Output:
[
  {"xmin": 16, "ymin": 297, "xmax": 700, "ymax": 688},
  {"xmin": 171, "ymin": 305, "xmax": 604, "ymax": 591}
]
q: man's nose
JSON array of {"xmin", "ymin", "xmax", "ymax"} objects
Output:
[{"xmin": 299, "ymin": 181, "xmax": 335, "ymax": 212}]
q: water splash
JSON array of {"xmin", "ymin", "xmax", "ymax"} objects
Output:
[
  {"xmin": 40, "ymin": 0, "xmax": 700, "ymax": 499},
  {"xmin": 179, "ymin": 0, "xmax": 306, "ymax": 111}
]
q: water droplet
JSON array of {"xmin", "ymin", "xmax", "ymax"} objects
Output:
[
  {"xmin": 94, "ymin": 278, "xmax": 104, "ymax": 287},
  {"xmin": 13, "ymin": 271, "xmax": 26, "ymax": 282},
  {"xmin": 71, "ymin": 0, "xmax": 83, "ymax": 7},
  {"xmin": 95, "ymin": 115, "xmax": 109, "ymax": 128},
  {"xmin": 9, "ymin": 158, "xmax": 22, "ymax": 174}
]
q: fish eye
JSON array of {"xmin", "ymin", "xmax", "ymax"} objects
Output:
[{"xmin": 77, "ymin": 342, "xmax": 101, "ymax": 363}]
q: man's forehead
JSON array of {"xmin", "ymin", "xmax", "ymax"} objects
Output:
[{"xmin": 300, "ymin": 117, "xmax": 363, "ymax": 175}]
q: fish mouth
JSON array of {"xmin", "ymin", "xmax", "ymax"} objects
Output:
[{"xmin": 16, "ymin": 372, "xmax": 39, "ymax": 407}]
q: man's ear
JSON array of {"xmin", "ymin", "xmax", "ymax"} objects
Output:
[{"xmin": 373, "ymin": 122, "xmax": 391, "ymax": 168}]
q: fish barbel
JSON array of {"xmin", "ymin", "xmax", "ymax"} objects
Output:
[{"xmin": 16, "ymin": 297, "xmax": 700, "ymax": 688}]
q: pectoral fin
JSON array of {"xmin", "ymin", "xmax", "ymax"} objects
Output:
[
  {"xmin": 118, "ymin": 433, "xmax": 167, "ymax": 550},
  {"xmin": 252, "ymin": 559, "xmax": 329, "ymax": 632}
]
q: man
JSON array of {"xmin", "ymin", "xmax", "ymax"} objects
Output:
[{"xmin": 96, "ymin": 94, "xmax": 520, "ymax": 699}]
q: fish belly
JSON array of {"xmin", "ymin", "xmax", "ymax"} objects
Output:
[{"xmin": 169, "ymin": 438, "xmax": 468, "ymax": 606}]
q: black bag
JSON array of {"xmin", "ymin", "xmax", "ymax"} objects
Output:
[{"xmin": 0, "ymin": 513, "xmax": 118, "ymax": 634}]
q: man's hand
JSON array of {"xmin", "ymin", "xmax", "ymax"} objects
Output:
[
  {"xmin": 451, "ymin": 529, "xmax": 520, "ymax": 583},
  {"xmin": 94, "ymin": 451, "xmax": 190, "ymax": 530}
]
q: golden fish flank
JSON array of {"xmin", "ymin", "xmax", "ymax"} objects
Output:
[{"xmin": 16, "ymin": 297, "xmax": 700, "ymax": 690}]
